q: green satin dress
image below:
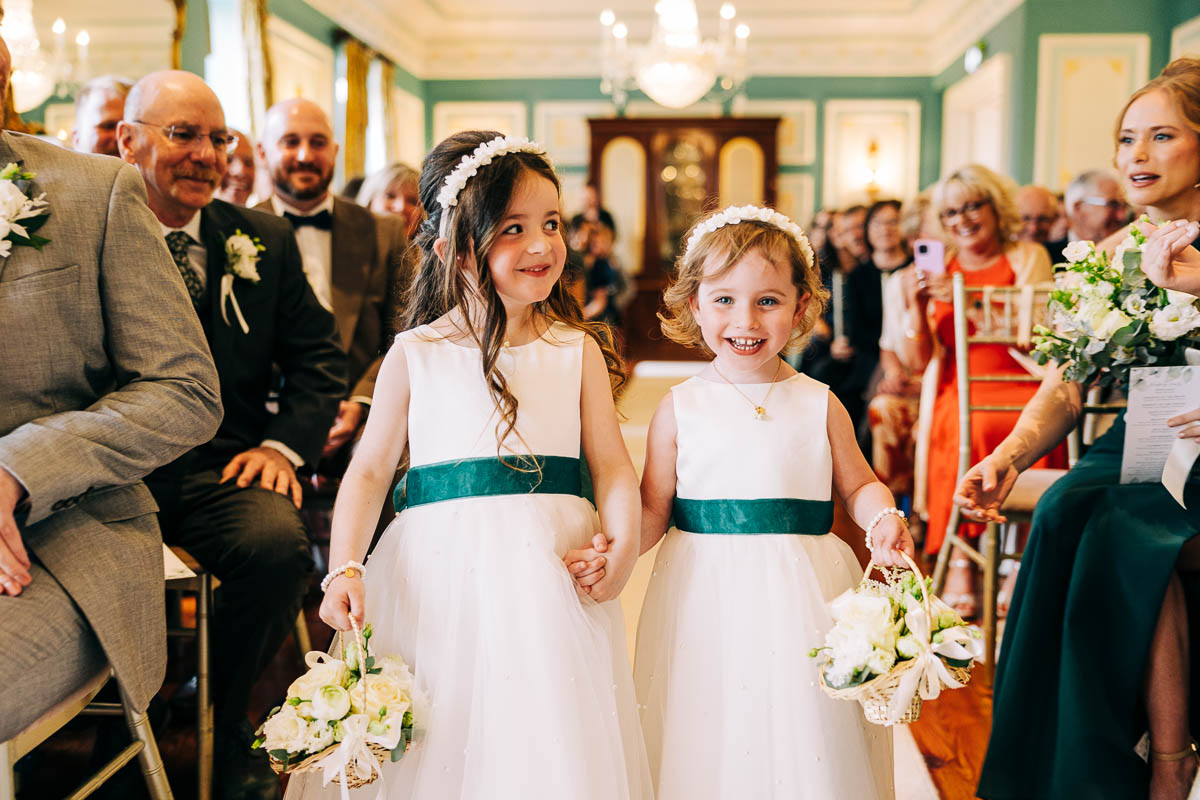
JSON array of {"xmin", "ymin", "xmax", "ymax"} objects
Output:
[{"xmin": 978, "ymin": 414, "xmax": 1200, "ymax": 798}]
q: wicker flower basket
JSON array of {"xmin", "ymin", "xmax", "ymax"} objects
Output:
[
  {"xmin": 267, "ymin": 618, "xmax": 409, "ymax": 787},
  {"xmin": 817, "ymin": 551, "xmax": 975, "ymax": 726}
]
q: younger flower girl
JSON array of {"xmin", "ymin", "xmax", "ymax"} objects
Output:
[{"xmin": 621, "ymin": 206, "xmax": 910, "ymax": 799}]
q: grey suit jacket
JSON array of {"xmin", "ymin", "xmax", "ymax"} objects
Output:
[
  {"xmin": 0, "ymin": 133, "xmax": 222, "ymax": 711},
  {"xmin": 256, "ymin": 196, "xmax": 409, "ymax": 400}
]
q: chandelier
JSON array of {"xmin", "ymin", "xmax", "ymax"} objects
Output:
[
  {"xmin": 0, "ymin": 1, "xmax": 89, "ymax": 114},
  {"xmin": 600, "ymin": 1, "xmax": 750, "ymax": 110}
]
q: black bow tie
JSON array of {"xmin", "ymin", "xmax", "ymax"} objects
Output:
[{"xmin": 283, "ymin": 209, "xmax": 333, "ymax": 230}]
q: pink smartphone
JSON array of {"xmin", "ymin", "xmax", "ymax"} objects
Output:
[{"xmin": 913, "ymin": 238, "xmax": 946, "ymax": 274}]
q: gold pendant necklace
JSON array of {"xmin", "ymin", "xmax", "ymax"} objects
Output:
[{"xmin": 712, "ymin": 359, "xmax": 784, "ymax": 420}]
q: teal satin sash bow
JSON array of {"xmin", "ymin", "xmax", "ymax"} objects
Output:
[
  {"xmin": 395, "ymin": 455, "xmax": 583, "ymax": 511},
  {"xmin": 672, "ymin": 497, "xmax": 833, "ymax": 535}
]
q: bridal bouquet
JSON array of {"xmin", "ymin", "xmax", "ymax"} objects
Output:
[
  {"xmin": 1031, "ymin": 222, "xmax": 1200, "ymax": 387},
  {"xmin": 810, "ymin": 556, "xmax": 983, "ymax": 725},
  {"xmin": 254, "ymin": 622, "xmax": 417, "ymax": 791}
]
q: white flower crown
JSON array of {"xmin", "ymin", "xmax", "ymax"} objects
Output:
[
  {"xmin": 684, "ymin": 204, "xmax": 815, "ymax": 268},
  {"xmin": 436, "ymin": 135, "xmax": 549, "ymax": 237}
]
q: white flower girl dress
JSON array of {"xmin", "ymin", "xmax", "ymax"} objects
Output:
[
  {"xmin": 286, "ymin": 322, "xmax": 651, "ymax": 799},
  {"xmin": 634, "ymin": 372, "xmax": 893, "ymax": 799}
]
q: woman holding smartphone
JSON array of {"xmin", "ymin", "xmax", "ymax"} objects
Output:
[{"xmin": 898, "ymin": 163, "xmax": 1061, "ymax": 618}]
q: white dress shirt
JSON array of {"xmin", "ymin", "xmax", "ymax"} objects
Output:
[
  {"xmin": 159, "ymin": 213, "xmax": 206, "ymax": 289},
  {"xmin": 271, "ymin": 193, "xmax": 334, "ymax": 311}
]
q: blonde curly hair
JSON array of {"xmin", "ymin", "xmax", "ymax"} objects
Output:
[
  {"xmin": 660, "ymin": 214, "xmax": 829, "ymax": 357},
  {"xmin": 933, "ymin": 164, "xmax": 1022, "ymax": 247}
]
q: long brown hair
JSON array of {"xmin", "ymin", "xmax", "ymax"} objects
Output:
[{"xmin": 402, "ymin": 130, "xmax": 626, "ymax": 460}]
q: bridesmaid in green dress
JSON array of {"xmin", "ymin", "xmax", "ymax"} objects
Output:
[{"xmin": 958, "ymin": 57, "xmax": 1200, "ymax": 800}]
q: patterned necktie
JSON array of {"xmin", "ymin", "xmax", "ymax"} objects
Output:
[{"xmin": 165, "ymin": 230, "xmax": 204, "ymax": 307}]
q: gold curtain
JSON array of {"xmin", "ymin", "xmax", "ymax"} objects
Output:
[
  {"xmin": 380, "ymin": 59, "xmax": 396, "ymax": 163},
  {"xmin": 342, "ymin": 38, "xmax": 370, "ymax": 179},
  {"xmin": 241, "ymin": 0, "xmax": 273, "ymax": 137}
]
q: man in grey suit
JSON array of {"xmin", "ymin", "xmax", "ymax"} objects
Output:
[
  {"xmin": 119, "ymin": 71, "xmax": 345, "ymax": 799},
  {"xmin": 0, "ymin": 31, "xmax": 222, "ymax": 747}
]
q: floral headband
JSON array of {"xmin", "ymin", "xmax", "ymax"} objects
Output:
[
  {"xmin": 436, "ymin": 135, "xmax": 549, "ymax": 237},
  {"xmin": 684, "ymin": 204, "xmax": 815, "ymax": 268}
]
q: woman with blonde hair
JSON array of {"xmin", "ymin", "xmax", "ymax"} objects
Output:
[
  {"xmin": 960, "ymin": 58, "xmax": 1200, "ymax": 799},
  {"xmin": 356, "ymin": 162, "xmax": 423, "ymax": 238},
  {"xmin": 898, "ymin": 164, "xmax": 1066, "ymax": 618}
]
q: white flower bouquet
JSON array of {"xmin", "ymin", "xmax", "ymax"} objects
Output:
[
  {"xmin": 810, "ymin": 553, "xmax": 983, "ymax": 725},
  {"xmin": 1031, "ymin": 221, "xmax": 1200, "ymax": 387},
  {"xmin": 253, "ymin": 621, "xmax": 417, "ymax": 791}
]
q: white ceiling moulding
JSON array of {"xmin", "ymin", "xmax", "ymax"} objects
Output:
[{"xmin": 303, "ymin": 0, "xmax": 1026, "ymax": 81}]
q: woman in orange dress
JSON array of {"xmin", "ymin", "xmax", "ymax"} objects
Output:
[{"xmin": 899, "ymin": 164, "xmax": 1065, "ymax": 615}]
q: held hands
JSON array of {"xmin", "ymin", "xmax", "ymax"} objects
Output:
[
  {"xmin": 952, "ymin": 452, "xmax": 1020, "ymax": 523},
  {"xmin": 220, "ymin": 446, "xmax": 303, "ymax": 509},
  {"xmin": 323, "ymin": 401, "xmax": 366, "ymax": 459},
  {"xmin": 564, "ymin": 531, "xmax": 636, "ymax": 602},
  {"xmin": 1139, "ymin": 219, "xmax": 1200, "ymax": 295},
  {"xmin": 868, "ymin": 515, "xmax": 916, "ymax": 568},
  {"xmin": 319, "ymin": 574, "xmax": 365, "ymax": 632},
  {"xmin": 0, "ymin": 467, "xmax": 31, "ymax": 596}
]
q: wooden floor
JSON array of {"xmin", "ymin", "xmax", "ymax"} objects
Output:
[{"xmin": 15, "ymin": 364, "xmax": 995, "ymax": 799}]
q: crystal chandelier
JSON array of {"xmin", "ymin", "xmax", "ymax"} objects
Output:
[
  {"xmin": 1, "ymin": 0, "xmax": 54, "ymax": 113},
  {"xmin": 600, "ymin": 1, "xmax": 750, "ymax": 110}
]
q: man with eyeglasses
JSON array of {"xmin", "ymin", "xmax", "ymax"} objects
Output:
[
  {"xmin": 1015, "ymin": 184, "xmax": 1066, "ymax": 262},
  {"xmin": 118, "ymin": 70, "xmax": 346, "ymax": 800},
  {"xmin": 71, "ymin": 75, "xmax": 132, "ymax": 157},
  {"xmin": 1063, "ymin": 169, "xmax": 1129, "ymax": 244}
]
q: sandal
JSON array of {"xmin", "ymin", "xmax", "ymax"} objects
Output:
[{"xmin": 997, "ymin": 563, "xmax": 1020, "ymax": 618}]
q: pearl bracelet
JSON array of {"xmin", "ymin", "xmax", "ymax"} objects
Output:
[
  {"xmin": 864, "ymin": 507, "xmax": 906, "ymax": 552},
  {"xmin": 321, "ymin": 560, "xmax": 367, "ymax": 593}
]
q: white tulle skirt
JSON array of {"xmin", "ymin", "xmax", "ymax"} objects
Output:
[
  {"xmin": 634, "ymin": 529, "xmax": 894, "ymax": 800},
  {"xmin": 285, "ymin": 494, "xmax": 652, "ymax": 799}
]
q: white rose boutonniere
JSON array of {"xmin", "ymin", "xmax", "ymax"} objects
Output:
[
  {"xmin": 220, "ymin": 229, "xmax": 264, "ymax": 334},
  {"xmin": 0, "ymin": 163, "xmax": 50, "ymax": 258}
]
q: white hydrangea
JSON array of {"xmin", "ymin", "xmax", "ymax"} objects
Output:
[
  {"xmin": 1062, "ymin": 240, "xmax": 1094, "ymax": 263},
  {"xmin": 683, "ymin": 204, "xmax": 815, "ymax": 269}
]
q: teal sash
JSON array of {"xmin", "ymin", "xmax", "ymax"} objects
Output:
[
  {"xmin": 672, "ymin": 497, "xmax": 833, "ymax": 535},
  {"xmin": 395, "ymin": 455, "xmax": 582, "ymax": 511}
]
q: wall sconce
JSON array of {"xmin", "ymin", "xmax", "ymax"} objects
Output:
[
  {"xmin": 964, "ymin": 40, "xmax": 987, "ymax": 74},
  {"xmin": 862, "ymin": 138, "xmax": 881, "ymax": 202}
]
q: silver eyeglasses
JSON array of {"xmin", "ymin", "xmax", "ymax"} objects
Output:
[{"xmin": 130, "ymin": 121, "xmax": 239, "ymax": 155}]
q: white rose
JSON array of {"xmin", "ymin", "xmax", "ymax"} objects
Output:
[
  {"xmin": 287, "ymin": 659, "xmax": 349, "ymax": 702},
  {"xmin": 260, "ymin": 704, "xmax": 306, "ymax": 752},
  {"xmin": 1093, "ymin": 308, "xmax": 1131, "ymax": 341},
  {"xmin": 1063, "ymin": 240, "xmax": 1093, "ymax": 263},
  {"xmin": 825, "ymin": 625, "xmax": 874, "ymax": 668},
  {"xmin": 350, "ymin": 673, "xmax": 412, "ymax": 718},
  {"xmin": 896, "ymin": 633, "xmax": 921, "ymax": 659},
  {"xmin": 1150, "ymin": 304, "xmax": 1200, "ymax": 341},
  {"xmin": 829, "ymin": 591, "xmax": 893, "ymax": 637},
  {"xmin": 376, "ymin": 655, "xmax": 414, "ymax": 684},
  {"xmin": 311, "ymin": 684, "xmax": 352, "ymax": 721}
]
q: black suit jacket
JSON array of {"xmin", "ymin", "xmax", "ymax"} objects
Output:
[{"xmin": 165, "ymin": 199, "xmax": 346, "ymax": 471}]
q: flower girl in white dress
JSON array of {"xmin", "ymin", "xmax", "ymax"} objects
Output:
[
  {"xmin": 286, "ymin": 131, "xmax": 651, "ymax": 799},
  {"xmin": 625, "ymin": 206, "xmax": 911, "ymax": 799}
]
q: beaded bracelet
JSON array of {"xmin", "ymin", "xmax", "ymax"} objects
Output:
[
  {"xmin": 320, "ymin": 560, "xmax": 367, "ymax": 593},
  {"xmin": 864, "ymin": 507, "xmax": 906, "ymax": 552}
]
